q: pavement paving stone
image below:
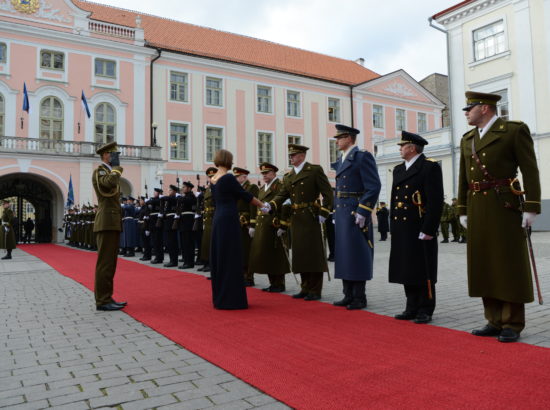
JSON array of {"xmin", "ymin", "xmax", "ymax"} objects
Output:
[{"xmin": 158, "ymin": 397, "xmax": 214, "ymax": 410}]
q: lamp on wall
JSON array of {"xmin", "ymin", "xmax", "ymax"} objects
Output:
[{"xmin": 152, "ymin": 122, "xmax": 158, "ymax": 147}]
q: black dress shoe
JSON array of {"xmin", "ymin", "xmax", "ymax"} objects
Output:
[
  {"xmin": 126, "ymin": 252, "xmax": 135, "ymax": 257},
  {"xmin": 498, "ymin": 328, "xmax": 520, "ymax": 343},
  {"xmin": 440, "ymin": 239, "xmax": 449, "ymax": 243},
  {"xmin": 263, "ymin": 286, "xmax": 285, "ymax": 293},
  {"xmin": 112, "ymin": 300, "xmax": 128, "ymax": 306},
  {"xmin": 333, "ymin": 297, "xmax": 352, "ymax": 307},
  {"xmin": 472, "ymin": 324, "xmax": 501, "ymax": 337},
  {"xmin": 347, "ymin": 300, "xmax": 367, "ymax": 310},
  {"xmin": 179, "ymin": 264, "xmax": 194, "ymax": 269},
  {"xmin": 244, "ymin": 280, "xmax": 255, "ymax": 287},
  {"xmin": 118, "ymin": 250, "xmax": 126, "ymax": 255},
  {"xmin": 206, "ymin": 276, "xmax": 211, "ymax": 280},
  {"xmin": 163, "ymin": 263, "xmax": 177, "ymax": 268},
  {"xmin": 1, "ymin": 255, "xmax": 12, "ymax": 260},
  {"xmin": 139, "ymin": 256, "xmax": 151, "ymax": 261},
  {"xmin": 96, "ymin": 303, "xmax": 125, "ymax": 311},
  {"xmin": 151, "ymin": 259, "xmax": 163, "ymax": 264},
  {"xmin": 304, "ymin": 294, "xmax": 321, "ymax": 301},
  {"xmin": 394, "ymin": 311, "xmax": 416, "ymax": 320},
  {"xmin": 292, "ymin": 292, "xmax": 307, "ymax": 299},
  {"xmin": 414, "ymin": 313, "xmax": 432, "ymax": 324},
  {"xmin": 451, "ymin": 239, "xmax": 459, "ymax": 242}
]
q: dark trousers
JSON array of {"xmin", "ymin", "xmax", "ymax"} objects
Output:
[
  {"xmin": 380, "ymin": 231, "xmax": 388, "ymax": 241},
  {"xmin": 268, "ymin": 274, "xmax": 285, "ymax": 288},
  {"xmin": 165, "ymin": 229, "xmax": 178, "ymax": 264},
  {"xmin": 482, "ymin": 297, "xmax": 525, "ymax": 333},
  {"xmin": 180, "ymin": 230, "xmax": 195, "ymax": 266},
  {"xmin": 141, "ymin": 231, "xmax": 151, "ymax": 258},
  {"xmin": 342, "ymin": 279, "xmax": 366, "ymax": 303},
  {"xmin": 194, "ymin": 229, "xmax": 203, "ymax": 262},
  {"xmin": 23, "ymin": 231, "xmax": 32, "ymax": 243},
  {"xmin": 151, "ymin": 228, "xmax": 164, "ymax": 261},
  {"xmin": 94, "ymin": 230, "xmax": 120, "ymax": 306},
  {"xmin": 300, "ymin": 272, "xmax": 323, "ymax": 296},
  {"xmin": 404, "ymin": 282, "xmax": 436, "ymax": 316}
]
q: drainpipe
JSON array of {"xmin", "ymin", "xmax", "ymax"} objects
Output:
[
  {"xmin": 150, "ymin": 48, "xmax": 162, "ymax": 147},
  {"xmin": 349, "ymin": 85, "xmax": 355, "ymax": 127},
  {"xmin": 429, "ymin": 17, "xmax": 456, "ymax": 196}
]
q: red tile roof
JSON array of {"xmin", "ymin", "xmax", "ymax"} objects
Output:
[
  {"xmin": 74, "ymin": 1, "xmax": 379, "ymax": 86},
  {"xmin": 432, "ymin": 0, "xmax": 475, "ymax": 19}
]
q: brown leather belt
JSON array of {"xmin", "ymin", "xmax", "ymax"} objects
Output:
[
  {"xmin": 291, "ymin": 202, "xmax": 314, "ymax": 209},
  {"xmin": 468, "ymin": 178, "xmax": 511, "ymax": 192},
  {"xmin": 336, "ymin": 191, "xmax": 363, "ymax": 198}
]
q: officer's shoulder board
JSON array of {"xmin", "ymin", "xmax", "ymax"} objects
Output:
[
  {"xmin": 425, "ymin": 157, "xmax": 438, "ymax": 163},
  {"xmin": 98, "ymin": 169, "xmax": 107, "ymax": 176},
  {"xmin": 463, "ymin": 128, "xmax": 476, "ymax": 138},
  {"xmin": 507, "ymin": 120, "xmax": 524, "ymax": 125}
]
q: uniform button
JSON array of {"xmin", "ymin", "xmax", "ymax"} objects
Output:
[
  {"xmin": 483, "ymin": 153, "xmax": 486, "ymax": 157},
  {"xmin": 403, "ymin": 217, "xmax": 407, "ymax": 221},
  {"xmin": 404, "ymin": 196, "xmax": 408, "ymax": 199},
  {"xmin": 405, "ymin": 185, "xmax": 409, "ymax": 188},
  {"xmin": 395, "ymin": 196, "xmax": 398, "ymax": 199},
  {"xmin": 483, "ymin": 191, "xmax": 487, "ymax": 196},
  {"xmin": 473, "ymin": 192, "xmax": 476, "ymax": 196},
  {"xmin": 471, "ymin": 167, "xmax": 474, "ymax": 171},
  {"xmin": 337, "ymin": 205, "xmax": 340, "ymax": 208},
  {"xmin": 343, "ymin": 176, "xmax": 347, "ymax": 178},
  {"xmin": 394, "ymin": 216, "xmax": 397, "ymax": 220},
  {"xmin": 404, "ymin": 207, "xmax": 408, "ymax": 210},
  {"xmin": 397, "ymin": 187, "xmax": 400, "ymax": 190}
]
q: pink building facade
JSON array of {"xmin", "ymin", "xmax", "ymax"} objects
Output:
[{"xmin": 0, "ymin": 0, "xmax": 444, "ymax": 242}]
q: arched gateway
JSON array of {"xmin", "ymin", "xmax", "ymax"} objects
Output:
[{"xmin": 0, "ymin": 173, "xmax": 65, "ymax": 243}]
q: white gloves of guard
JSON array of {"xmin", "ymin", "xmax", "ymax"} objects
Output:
[
  {"xmin": 248, "ymin": 227, "xmax": 255, "ymax": 238},
  {"xmin": 355, "ymin": 213, "xmax": 366, "ymax": 229},
  {"xmin": 318, "ymin": 215, "xmax": 326, "ymax": 224},
  {"xmin": 260, "ymin": 202, "xmax": 271, "ymax": 214},
  {"xmin": 460, "ymin": 215, "xmax": 467, "ymax": 229},
  {"xmin": 145, "ymin": 230, "xmax": 150, "ymax": 236},
  {"xmin": 418, "ymin": 232, "xmax": 434, "ymax": 240},
  {"xmin": 522, "ymin": 212, "xmax": 537, "ymax": 228},
  {"xmin": 276, "ymin": 228, "xmax": 285, "ymax": 237},
  {"xmin": 194, "ymin": 191, "xmax": 200, "ymax": 197}
]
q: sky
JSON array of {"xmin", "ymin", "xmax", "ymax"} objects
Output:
[{"xmin": 87, "ymin": 0, "xmax": 460, "ymax": 81}]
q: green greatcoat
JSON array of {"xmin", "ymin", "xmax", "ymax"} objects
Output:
[
  {"xmin": 0, "ymin": 208, "xmax": 17, "ymax": 250},
  {"xmin": 200, "ymin": 187, "xmax": 215, "ymax": 262},
  {"xmin": 270, "ymin": 162, "xmax": 334, "ymax": 273},
  {"xmin": 248, "ymin": 178, "xmax": 291, "ymax": 275},
  {"xmin": 457, "ymin": 118, "xmax": 541, "ymax": 303},
  {"xmin": 237, "ymin": 180, "xmax": 260, "ymax": 268}
]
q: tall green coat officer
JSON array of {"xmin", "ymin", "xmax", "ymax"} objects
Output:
[
  {"xmin": 459, "ymin": 91, "xmax": 541, "ymax": 343},
  {"xmin": 389, "ymin": 131, "xmax": 444, "ymax": 324},
  {"xmin": 199, "ymin": 167, "xmax": 217, "ymax": 273},
  {"xmin": 1, "ymin": 199, "xmax": 16, "ymax": 260},
  {"xmin": 92, "ymin": 142, "xmax": 127, "ymax": 311},
  {"xmin": 265, "ymin": 144, "xmax": 334, "ymax": 301},
  {"xmin": 248, "ymin": 162, "xmax": 291, "ymax": 292}
]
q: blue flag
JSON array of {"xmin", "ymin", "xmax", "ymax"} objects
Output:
[
  {"xmin": 67, "ymin": 174, "xmax": 75, "ymax": 208},
  {"xmin": 22, "ymin": 82, "xmax": 30, "ymax": 113},
  {"xmin": 81, "ymin": 90, "xmax": 91, "ymax": 119}
]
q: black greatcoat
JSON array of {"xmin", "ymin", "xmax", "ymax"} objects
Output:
[
  {"xmin": 376, "ymin": 207, "xmax": 389, "ymax": 233},
  {"xmin": 389, "ymin": 154, "xmax": 444, "ymax": 285}
]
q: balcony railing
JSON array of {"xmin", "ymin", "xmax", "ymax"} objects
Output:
[
  {"xmin": 0, "ymin": 136, "xmax": 162, "ymax": 161},
  {"xmin": 88, "ymin": 21, "xmax": 135, "ymax": 40}
]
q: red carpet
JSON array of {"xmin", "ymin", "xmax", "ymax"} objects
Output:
[{"xmin": 21, "ymin": 244, "xmax": 550, "ymax": 409}]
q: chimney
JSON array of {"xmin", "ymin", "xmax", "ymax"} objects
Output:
[
  {"xmin": 355, "ymin": 58, "xmax": 365, "ymax": 66},
  {"xmin": 135, "ymin": 15, "xmax": 142, "ymax": 28}
]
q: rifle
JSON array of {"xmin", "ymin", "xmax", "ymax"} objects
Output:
[
  {"xmin": 510, "ymin": 178, "xmax": 543, "ymax": 305},
  {"xmin": 145, "ymin": 181, "xmax": 148, "ymax": 199}
]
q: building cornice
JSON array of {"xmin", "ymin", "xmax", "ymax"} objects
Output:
[{"xmin": 435, "ymin": 0, "xmax": 510, "ymax": 26}]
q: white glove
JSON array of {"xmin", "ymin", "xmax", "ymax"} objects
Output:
[
  {"xmin": 522, "ymin": 212, "xmax": 537, "ymax": 228},
  {"xmin": 174, "ymin": 215, "xmax": 180, "ymax": 219},
  {"xmin": 145, "ymin": 230, "xmax": 150, "ymax": 236},
  {"xmin": 319, "ymin": 215, "xmax": 326, "ymax": 224},
  {"xmin": 460, "ymin": 215, "xmax": 467, "ymax": 229},
  {"xmin": 277, "ymin": 228, "xmax": 285, "ymax": 237},
  {"xmin": 261, "ymin": 202, "xmax": 271, "ymax": 214},
  {"xmin": 194, "ymin": 213, "xmax": 201, "ymax": 219},
  {"xmin": 355, "ymin": 213, "xmax": 366, "ymax": 229},
  {"xmin": 248, "ymin": 227, "xmax": 255, "ymax": 238},
  {"xmin": 418, "ymin": 232, "xmax": 434, "ymax": 240},
  {"xmin": 158, "ymin": 214, "xmax": 164, "ymax": 218},
  {"xmin": 194, "ymin": 191, "xmax": 200, "ymax": 197}
]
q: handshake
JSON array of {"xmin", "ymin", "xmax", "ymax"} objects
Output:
[{"xmin": 260, "ymin": 202, "xmax": 271, "ymax": 214}]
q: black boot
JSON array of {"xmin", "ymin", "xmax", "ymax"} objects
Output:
[
  {"xmin": 333, "ymin": 280, "xmax": 353, "ymax": 306},
  {"xmin": 347, "ymin": 281, "xmax": 367, "ymax": 310},
  {"xmin": 1, "ymin": 250, "xmax": 12, "ymax": 260}
]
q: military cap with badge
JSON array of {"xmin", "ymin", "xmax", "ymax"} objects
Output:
[
  {"xmin": 334, "ymin": 124, "xmax": 360, "ymax": 138},
  {"xmin": 288, "ymin": 144, "xmax": 309, "ymax": 155},
  {"xmin": 462, "ymin": 91, "xmax": 501, "ymax": 111},
  {"xmin": 259, "ymin": 162, "xmax": 279, "ymax": 174}
]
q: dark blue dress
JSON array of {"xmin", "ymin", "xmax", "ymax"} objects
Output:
[{"xmin": 210, "ymin": 173, "xmax": 253, "ymax": 309}]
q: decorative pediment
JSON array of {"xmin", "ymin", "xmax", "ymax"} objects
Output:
[{"xmin": 0, "ymin": 0, "xmax": 90, "ymax": 27}]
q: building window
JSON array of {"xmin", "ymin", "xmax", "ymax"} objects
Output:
[
  {"xmin": 206, "ymin": 77, "xmax": 223, "ymax": 106},
  {"xmin": 0, "ymin": 94, "xmax": 4, "ymax": 137},
  {"xmin": 417, "ymin": 112, "xmax": 427, "ymax": 133},
  {"xmin": 287, "ymin": 135, "xmax": 301, "ymax": 166},
  {"xmin": 257, "ymin": 86, "xmax": 272, "ymax": 113},
  {"xmin": 0, "ymin": 43, "xmax": 6, "ymax": 63},
  {"xmin": 396, "ymin": 109, "xmax": 406, "ymax": 131},
  {"xmin": 494, "ymin": 89, "xmax": 509, "ymax": 120},
  {"xmin": 206, "ymin": 127, "xmax": 223, "ymax": 162},
  {"xmin": 329, "ymin": 139, "xmax": 338, "ymax": 163},
  {"xmin": 39, "ymin": 96, "xmax": 63, "ymax": 140},
  {"xmin": 170, "ymin": 71, "xmax": 188, "ymax": 102},
  {"xmin": 473, "ymin": 20, "xmax": 506, "ymax": 61},
  {"xmin": 328, "ymin": 98, "xmax": 340, "ymax": 122},
  {"xmin": 373, "ymin": 105, "xmax": 384, "ymax": 129},
  {"xmin": 170, "ymin": 123, "xmax": 189, "ymax": 160},
  {"xmin": 40, "ymin": 50, "xmax": 64, "ymax": 70},
  {"xmin": 287, "ymin": 90, "xmax": 301, "ymax": 117},
  {"xmin": 95, "ymin": 58, "xmax": 116, "ymax": 78},
  {"xmin": 94, "ymin": 103, "xmax": 116, "ymax": 143},
  {"xmin": 257, "ymin": 132, "xmax": 273, "ymax": 164}
]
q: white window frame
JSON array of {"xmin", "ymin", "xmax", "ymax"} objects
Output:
[
  {"xmin": 0, "ymin": 41, "xmax": 9, "ymax": 77},
  {"xmin": 257, "ymin": 130, "xmax": 274, "ymax": 164},
  {"xmin": 39, "ymin": 96, "xmax": 64, "ymax": 140},
  {"xmin": 169, "ymin": 71, "xmax": 189, "ymax": 103},
  {"xmin": 94, "ymin": 58, "xmax": 117, "ymax": 79},
  {"xmin": 287, "ymin": 134, "xmax": 302, "ymax": 166},
  {"xmin": 205, "ymin": 76, "xmax": 224, "ymax": 108},
  {"xmin": 0, "ymin": 42, "xmax": 6, "ymax": 64},
  {"xmin": 169, "ymin": 121, "xmax": 191, "ymax": 162},
  {"xmin": 40, "ymin": 49, "xmax": 65, "ymax": 71},
  {"xmin": 94, "ymin": 102, "xmax": 117, "ymax": 144},
  {"xmin": 328, "ymin": 97, "xmax": 341, "ymax": 123},
  {"xmin": 328, "ymin": 138, "xmax": 338, "ymax": 164},
  {"xmin": 395, "ymin": 108, "xmax": 406, "ymax": 132},
  {"xmin": 417, "ymin": 112, "xmax": 427, "ymax": 133},
  {"xmin": 286, "ymin": 90, "xmax": 301, "ymax": 118},
  {"xmin": 205, "ymin": 125, "xmax": 225, "ymax": 163},
  {"xmin": 256, "ymin": 85, "xmax": 273, "ymax": 114},
  {"xmin": 372, "ymin": 104, "xmax": 384, "ymax": 129},
  {"xmin": 493, "ymin": 89, "xmax": 509, "ymax": 121},
  {"xmin": 472, "ymin": 19, "xmax": 508, "ymax": 63}
]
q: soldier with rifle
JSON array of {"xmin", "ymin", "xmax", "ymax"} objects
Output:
[
  {"xmin": 176, "ymin": 181, "xmax": 196, "ymax": 269},
  {"xmin": 163, "ymin": 185, "xmax": 179, "ymax": 268},
  {"xmin": 149, "ymin": 188, "xmax": 164, "ymax": 264}
]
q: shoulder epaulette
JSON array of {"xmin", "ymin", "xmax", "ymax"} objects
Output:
[
  {"xmin": 425, "ymin": 158, "xmax": 437, "ymax": 162},
  {"xmin": 463, "ymin": 129, "xmax": 476, "ymax": 138},
  {"xmin": 507, "ymin": 120, "xmax": 524, "ymax": 125}
]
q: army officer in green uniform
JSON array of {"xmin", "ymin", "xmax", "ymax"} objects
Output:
[
  {"xmin": 92, "ymin": 142, "xmax": 127, "ymax": 311},
  {"xmin": 265, "ymin": 144, "xmax": 333, "ymax": 301},
  {"xmin": 1, "ymin": 199, "xmax": 16, "ymax": 260},
  {"xmin": 459, "ymin": 91, "xmax": 541, "ymax": 343}
]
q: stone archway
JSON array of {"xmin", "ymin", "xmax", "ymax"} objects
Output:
[{"xmin": 0, "ymin": 173, "xmax": 65, "ymax": 243}]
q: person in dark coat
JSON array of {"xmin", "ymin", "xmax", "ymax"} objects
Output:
[
  {"xmin": 137, "ymin": 197, "xmax": 151, "ymax": 261},
  {"xmin": 1, "ymin": 200, "xmax": 17, "ymax": 259},
  {"xmin": 120, "ymin": 197, "xmax": 138, "ymax": 256},
  {"xmin": 331, "ymin": 124, "xmax": 381, "ymax": 310},
  {"xmin": 389, "ymin": 131, "xmax": 444, "ymax": 324},
  {"xmin": 177, "ymin": 181, "xmax": 196, "ymax": 269},
  {"xmin": 199, "ymin": 168, "xmax": 217, "ymax": 273},
  {"xmin": 149, "ymin": 188, "xmax": 164, "ymax": 264},
  {"xmin": 376, "ymin": 202, "xmax": 389, "ymax": 241},
  {"xmin": 23, "ymin": 217, "xmax": 35, "ymax": 244},
  {"xmin": 163, "ymin": 185, "xmax": 179, "ymax": 267},
  {"xmin": 209, "ymin": 149, "xmax": 264, "ymax": 309}
]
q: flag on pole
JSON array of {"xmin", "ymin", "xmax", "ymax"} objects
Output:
[
  {"xmin": 22, "ymin": 82, "xmax": 30, "ymax": 113},
  {"xmin": 81, "ymin": 90, "xmax": 91, "ymax": 119},
  {"xmin": 67, "ymin": 174, "xmax": 75, "ymax": 208}
]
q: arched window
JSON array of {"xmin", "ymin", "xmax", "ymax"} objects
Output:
[
  {"xmin": 0, "ymin": 94, "xmax": 4, "ymax": 137},
  {"xmin": 94, "ymin": 102, "xmax": 116, "ymax": 143},
  {"xmin": 40, "ymin": 96, "xmax": 63, "ymax": 140}
]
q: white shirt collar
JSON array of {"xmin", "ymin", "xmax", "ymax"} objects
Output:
[
  {"xmin": 405, "ymin": 153, "xmax": 421, "ymax": 170},
  {"xmin": 101, "ymin": 162, "xmax": 112, "ymax": 171},
  {"xmin": 265, "ymin": 177, "xmax": 278, "ymax": 191},
  {"xmin": 479, "ymin": 115, "xmax": 498, "ymax": 139},
  {"xmin": 341, "ymin": 145, "xmax": 356, "ymax": 163},
  {"xmin": 294, "ymin": 161, "xmax": 306, "ymax": 174}
]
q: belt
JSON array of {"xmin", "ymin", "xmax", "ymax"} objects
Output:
[
  {"xmin": 336, "ymin": 191, "xmax": 363, "ymax": 198},
  {"xmin": 291, "ymin": 202, "xmax": 314, "ymax": 209},
  {"xmin": 468, "ymin": 178, "xmax": 512, "ymax": 192},
  {"xmin": 2, "ymin": 222, "xmax": 8, "ymax": 225},
  {"xmin": 165, "ymin": 213, "xmax": 176, "ymax": 217},
  {"xmin": 204, "ymin": 207, "xmax": 214, "ymax": 212},
  {"xmin": 122, "ymin": 217, "xmax": 133, "ymax": 220},
  {"xmin": 149, "ymin": 213, "xmax": 159, "ymax": 216},
  {"xmin": 181, "ymin": 212, "xmax": 195, "ymax": 216}
]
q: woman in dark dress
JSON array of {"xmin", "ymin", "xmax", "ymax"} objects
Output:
[{"xmin": 210, "ymin": 150, "xmax": 264, "ymax": 309}]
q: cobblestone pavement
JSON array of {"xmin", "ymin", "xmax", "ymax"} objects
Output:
[{"xmin": 1, "ymin": 232, "xmax": 549, "ymax": 409}]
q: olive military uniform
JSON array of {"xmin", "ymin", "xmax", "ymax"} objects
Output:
[
  {"xmin": 1, "ymin": 204, "xmax": 16, "ymax": 259},
  {"xmin": 439, "ymin": 202, "xmax": 453, "ymax": 242}
]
